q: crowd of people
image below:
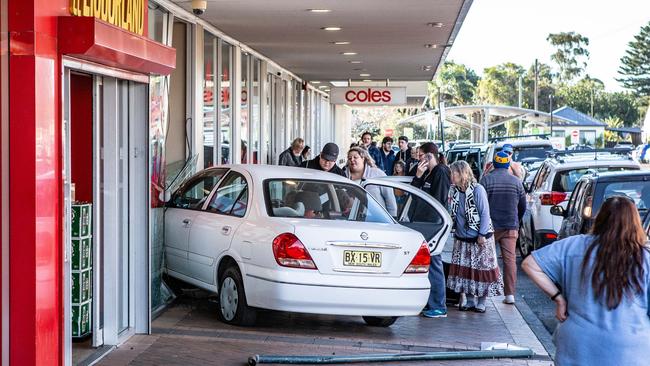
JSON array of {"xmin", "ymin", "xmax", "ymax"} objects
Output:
[{"xmin": 276, "ymin": 132, "xmax": 650, "ymax": 364}]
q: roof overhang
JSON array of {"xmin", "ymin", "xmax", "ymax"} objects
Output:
[
  {"xmin": 58, "ymin": 16, "xmax": 176, "ymax": 75},
  {"xmin": 167, "ymin": 0, "xmax": 472, "ymax": 82}
]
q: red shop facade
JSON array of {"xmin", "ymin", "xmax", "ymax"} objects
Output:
[{"xmin": 1, "ymin": 0, "xmax": 175, "ymax": 364}]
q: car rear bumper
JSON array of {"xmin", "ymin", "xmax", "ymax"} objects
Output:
[{"xmin": 244, "ymin": 272, "xmax": 429, "ymax": 316}]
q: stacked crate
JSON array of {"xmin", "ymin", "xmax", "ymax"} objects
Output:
[{"xmin": 71, "ymin": 203, "xmax": 92, "ymax": 339}]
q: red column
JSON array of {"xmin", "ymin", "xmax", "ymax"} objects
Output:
[{"xmin": 8, "ymin": 0, "xmax": 66, "ymax": 364}]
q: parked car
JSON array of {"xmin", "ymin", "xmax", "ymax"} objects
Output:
[
  {"xmin": 551, "ymin": 170, "xmax": 650, "ymax": 239},
  {"xmin": 482, "ymin": 136, "xmax": 555, "ymax": 179},
  {"xmin": 445, "ymin": 143, "xmax": 487, "ymax": 180},
  {"xmin": 164, "ymin": 165, "xmax": 451, "ymax": 327},
  {"xmin": 519, "ymin": 149, "xmax": 640, "ymax": 256}
]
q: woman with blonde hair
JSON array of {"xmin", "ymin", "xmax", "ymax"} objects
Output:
[
  {"xmin": 344, "ymin": 146, "xmax": 397, "ymax": 216},
  {"xmin": 447, "ymin": 161, "xmax": 503, "ymax": 313},
  {"xmin": 523, "ymin": 196, "xmax": 650, "ymax": 365}
]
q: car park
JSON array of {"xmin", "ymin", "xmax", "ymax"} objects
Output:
[
  {"xmin": 551, "ymin": 170, "xmax": 650, "ymax": 239},
  {"xmin": 519, "ymin": 149, "xmax": 640, "ymax": 256},
  {"xmin": 163, "ymin": 165, "xmax": 451, "ymax": 327}
]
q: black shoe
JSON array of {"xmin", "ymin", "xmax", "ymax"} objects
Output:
[
  {"xmin": 473, "ymin": 305, "xmax": 486, "ymax": 313},
  {"xmin": 458, "ymin": 305, "xmax": 475, "ymax": 312}
]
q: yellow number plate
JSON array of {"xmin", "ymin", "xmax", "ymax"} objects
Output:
[{"xmin": 343, "ymin": 250, "xmax": 381, "ymax": 267}]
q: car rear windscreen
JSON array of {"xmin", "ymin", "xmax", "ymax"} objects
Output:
[
  {"xmin": 265, "ymin": 179, "xmax": 394, "ymax": 223},
  {"xmin": 593, "ymin": 179, "xmax": 650, "ymax": 213},
  {"xmin": 497, "ymin": 145, "xmax": 553, "ymax": 162}
]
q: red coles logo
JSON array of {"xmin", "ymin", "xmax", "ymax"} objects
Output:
[{"xmin": 345, "ymin": 89, "xmax": 392, "ymax": 103}]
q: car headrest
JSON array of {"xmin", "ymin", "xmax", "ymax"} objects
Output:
[{"xmin": 295, "ymin": 191, "xmax": 322, "ymax": 212}]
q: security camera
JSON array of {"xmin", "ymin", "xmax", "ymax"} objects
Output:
[{"xmin": 191, "ymin": 0, "xmax": 207, "ymax": 15}]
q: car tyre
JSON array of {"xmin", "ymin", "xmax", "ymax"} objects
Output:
[
  {"xmin": 518, "ymin": 222, "xmax": 532, "ymax": 258},
  {"xmin": 362, "ymin": 316, "xmax": 398, "ymax": 327},
  {"xmin": 218, "ymin": 266, "xmax": 257, "ymax": 326}
]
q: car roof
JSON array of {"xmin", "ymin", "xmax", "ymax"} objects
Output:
[
  {"xmin": 495, "ymin": 140, "xmax": 553, "ymax": 148},
  {"xmin": 210, "ymin": 164, "xmax": 354, "ymax": 184},
  {"xmin": 547, "ymin": 155, "xmax": 639, "ymax": 168},
  {"xmin": 582, "ymin": 170, "xmax": 650, "ymax": 183}
]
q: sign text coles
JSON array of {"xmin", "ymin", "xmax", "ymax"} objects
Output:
[
  {"xmin": 70, "ymin": 0, "xmax": 146, "ymax": 36},
  {"xmin": 330, "ymin": 87, "xmax": 407, "ymax": 106}
]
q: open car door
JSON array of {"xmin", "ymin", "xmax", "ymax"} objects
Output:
[{"xmin": 361, "ymin": 177, "xmax": 452, "ymax": 256}]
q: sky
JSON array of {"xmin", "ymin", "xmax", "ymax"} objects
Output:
[{"xmin": 446, "ymin": 0, "xmax": 650, "ymax": 92}]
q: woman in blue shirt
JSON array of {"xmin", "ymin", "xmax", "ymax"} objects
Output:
[{"xmin": 523, "ymin": 196, "xmax": 650, "ymax": 366}]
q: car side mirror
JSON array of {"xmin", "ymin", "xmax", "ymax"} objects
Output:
[
  {"xmin": 550, "ymin": 205, "xmax": 566, "ymax": 217},
  {"xmin": 159, "ymin": 190, "xmax": 172, "ymax": 203},
  {"xmin": 523, "ymin": 182, "xmax": 531, "ymax": 192}
]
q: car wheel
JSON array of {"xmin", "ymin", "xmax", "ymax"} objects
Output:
[
  {"xmin": 218, "ymin": 266, "xmax": 257, "ymax": 326},
  {"xmin": 362, "ymin": 316, "xmax": 398, "ymax": 327},
  {"xmin": 518, "ymin": 222, "xmax": 532, "ymax": 258}
]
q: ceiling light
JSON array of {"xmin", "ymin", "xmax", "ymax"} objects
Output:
[
  {"xmin": 421, "ymin": 65, "xmax": 433, "ymax": 71},
  {"xmin": 427, "ymin": 22, "xmax": 444, "ymax": 28},
  {"xmin": 318, "ymin": 85, "xmax": 327, "ymax": 89},
  {"xmin": 425, "ymin": 44, "xmax": 439, "ymax": 49},
  {"xmin": 311, "ymin": 81, "xmax": 321, "ymax": 84},
  {"xmin": 362, "ymin": 79, "xmax": 373, "ymax": 82},
  {"xmin": 331, "ymin": 41, "xmax": 351, "ymax": 45},
  {"xmin": 341, "ymin": 52, "xmax": 357, "ymax": 56},
  {"xmin": 321, "ymin": 27, "xmax": 341, "ymax": 31},
  {"xmin": 352, "ymin": 68, "xmax": 366, "ymax": 71},
  {"xmin": 359, "ymin": 73, "xmax": 371, "ymax": 77},
  {"xmin": 308, "ymin": 9, "xmax": 332, "ymax": 13},
  {"xmin": 349, "ymin": 60, "xmax": 362, "ymax": 64}
]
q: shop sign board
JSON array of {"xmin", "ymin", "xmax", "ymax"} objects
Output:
[
  {"xmin": 69, "ymin": 0, "xmax": 146, "ymax": 36},
  {"xmin": 330, "ymin": 87, "xmax": 407, "ymax": 106}
]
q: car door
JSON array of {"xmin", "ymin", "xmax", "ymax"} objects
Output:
[
  {"xmin": 559, "ymin": 180, "xmax": 585, "ymax": 239},
  {"xmin": 165, "ymin": 168, "xmax": 228, "ymax": 276},
  {"xmin": 186, "ymin": 170, "xmax": 249, "ymax": 285},
  {"xmin": 361, "ymin": 178, "xmax": 452, "ymax": 256}
]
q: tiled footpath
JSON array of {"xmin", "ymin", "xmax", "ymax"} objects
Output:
[{"xmin": 98, "ymin": 294, "xmax": 552, "ymax": 366}]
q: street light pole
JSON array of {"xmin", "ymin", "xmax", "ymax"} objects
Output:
[{"xmin": 549, "ymin": 95, "xmax": 554, "ymax": 136}]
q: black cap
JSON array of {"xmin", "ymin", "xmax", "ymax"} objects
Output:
[{"xmin": 320, "ymin": 142, "xmax": 339, "ymax": 161}]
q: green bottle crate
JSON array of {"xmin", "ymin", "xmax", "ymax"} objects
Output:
[
  {"xmin": 71, "ymin": 203, "xmax": 92, "ymax": 238},
  {"xmin": 72, "ymin": 300, "xmax": 91, "ymax": 338},
  {"xmin": 71, "ymin": 237, "xmax": 92, "ymax": 270},
  {"xmin": 71, "ymin": 269, "xmax": 92, "ymax": 303}
]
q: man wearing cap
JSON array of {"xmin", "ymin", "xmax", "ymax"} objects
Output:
[
  {"xmin": 480, "ymin": 152, "xmax": 526, "ymax": 305},
  {"xmin": 300, "ymin": 142, "xmax": 345, "ymax": 176},
  {"xmin": 483, "ymin": 144, "xmax": 524, "ymax": 179}
]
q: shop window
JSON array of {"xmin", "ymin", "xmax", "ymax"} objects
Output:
[
  {"xmin": 203, "ymin": 32, "xmax": 217, "ymax": 168},
  {"xmin": 251, "ymin": 58, "xmax": 261, "ymax": 164},
  {"xmin": 241, "ymin": 53, "xmax": 249, "ymax": 163},
  {"xmin": 148, "ymin": 3, "xmax": 167, "ymax": 44},
  {"xmin": 221, "ymin": 42, "xmax": 233, "ymax": 164}
]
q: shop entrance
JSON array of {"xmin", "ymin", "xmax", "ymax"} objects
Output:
[{"xmin": 63, "ymin": 67, "xmax": 150, "ymax": 365}]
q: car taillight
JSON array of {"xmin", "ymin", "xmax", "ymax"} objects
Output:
[
  {"xmin": 541, "ymin": 191, "xmax": 567, "ymax": 205},
  {"xmin": 405, "ymin": 241, "xmax": 431, "ymax": 274},
  {"xmin": 544, "ymin": 233, "xmax": 558, "ymax": 240},
  {"xmin": 272, "ymin": 233, "xmax": 317, "ymax": 270}
]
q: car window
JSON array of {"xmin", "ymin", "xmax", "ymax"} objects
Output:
[
  {"xmin": 265, "ymin": 179, "xmax": 394, "ymax": 223},
  {"xmin": 171, "ymin": 169, "xmax": 227, "ymax": 209},
  {"xmin": 533, "ymin": 164, "xmax": 550, "ymax": 191},
  {"xmin": 552, "ymin": 167, "xmax": 636, "ymax": 193},
  {"xmin": 594, "ymin": 179, "xmax": 650, "ymax": 214},
  {"xmin": 566, "ymin": 181, "xmax": 584, "ymax": 217},
  {"xmin": 207, "ymin": 172, "xmax": 249, "ymax": 217},
  {"xmin": 497, "ymin": 145, "xmax": 553, "ymax": 162}
]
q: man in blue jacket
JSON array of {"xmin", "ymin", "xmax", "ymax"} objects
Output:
[
  {"xmin": 379, "ymin": 136, "xmax": 396, "ymax": 175},
  {"xmin": 480, "ymin": 152, "xmax": 526, "ymax": 305}
]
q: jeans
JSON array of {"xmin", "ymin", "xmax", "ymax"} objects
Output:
[{"xmin": 427, "ymin": 254, "xmax": 446, "ymax": 311}]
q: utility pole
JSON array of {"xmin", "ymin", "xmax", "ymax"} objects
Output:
[
  {"xmin": 590, "ymin": 86, "xmax": 594, "ymax": 117},
  {"xmin": 534, "ymin": 59, "xmax": 539, "ymax": 112},
  {"xmin": 549, "ymin": 94, "xmax": 554, "ymax": 136},
  {"xmin": 437, "ymin": 86, "xmax": 445, "ymax": 150},
  {"xmin": 518, "ymin": 75, "xmax": 523, "ymax": 133}
]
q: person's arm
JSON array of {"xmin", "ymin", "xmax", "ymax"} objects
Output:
[
  {"xmin": 522, "ymin": 256, "xmax": 568, "ymax": 322},
  {"xmin": 382, "ymin": 185, "xmax": 398, "ymax": 217},
  {"xmin": 278, "ymin": 151, "xmax": 288, "ymax": 166},
  {"xmin": 410, "ymin": 164, "xmax": 427, "ymax": 188},
  {"xmin": 475, "ymin": 185, "xmax": 492, "ymax": 237},
  {"xmin": 430, "ymin": 169, "xmax": 450, "ymax": 205},
  {"xmin": 517, "ymin": 184, "xmax": 527, "ymax": 221}
]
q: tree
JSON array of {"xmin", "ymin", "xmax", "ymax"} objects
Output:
[
  {"xmin": 604, "ymin": 117, "xmax": 624, "ymax": 142},
  {"xmin": 429, "ymin": 61, "xmax": 480, "ymax": 106},
  {"xmin": 476, "ymin": 62, "xmax": 525, "ymax": 105},
  {"xmin": 554, "ymin": 76, "xmax": 605, "ymax": 117},
  {"xmin": 547, "ymin": 32, "xmax": 590, "ymax": 82},
  {"xmin": 618, "ymin": 21, "xmax": 650, "ymax": 97},
  {"xmin": 523, "ymin": 62, "xmax": 556, "ymax": 111}
]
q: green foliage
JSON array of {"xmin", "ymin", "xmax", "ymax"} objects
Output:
[
  {"xmin": 618, "ymin": 22, "xmax": 650, "ymax": 97},
  {"xmin": 547, "ymin": 32, "xmax": 590, "ymax": 82},
  {"xmin": 595, "ymin": 136, "xmax": 604, "ymax": 148},
  {"xmin": 476, "ymin": 63, "xmax": 525, "ymax": 105},
  {"xmin": 604, "ymin": 117, "xmax": 623, "ymax": 142},
  {"xmin": 429, "ymin": 61, "xmax": 480, "ymax": 106},
  {"xmin": 523, "ymin": 62, "xmax": 556, "ymax": 110}
]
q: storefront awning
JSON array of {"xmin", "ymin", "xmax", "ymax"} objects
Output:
[{"xmin": 58, "ymin": 16, "xmax": 176, "ymax": 76}]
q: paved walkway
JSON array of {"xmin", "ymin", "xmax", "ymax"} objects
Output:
[{"xmin": 98, "ymin": 293, "xmax": 552, "ymax": 366}]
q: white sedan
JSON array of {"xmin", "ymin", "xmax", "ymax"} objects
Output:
[{"xmin": 164, "ymin": 165, "xmax": 451, "ymax": 327}]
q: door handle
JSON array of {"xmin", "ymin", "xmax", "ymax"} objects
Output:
[
  {"xmin": 182, "ymin": 218, "xmax": 191, "ymax": 227},
  {"xmin": 221, "ymin": 225, "xmax": 232, "ymax": 235}
]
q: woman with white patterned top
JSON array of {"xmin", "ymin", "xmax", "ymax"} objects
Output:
[{"xmin": 446, "ymin": 161, "xmax": 503, "ymax": 313}]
